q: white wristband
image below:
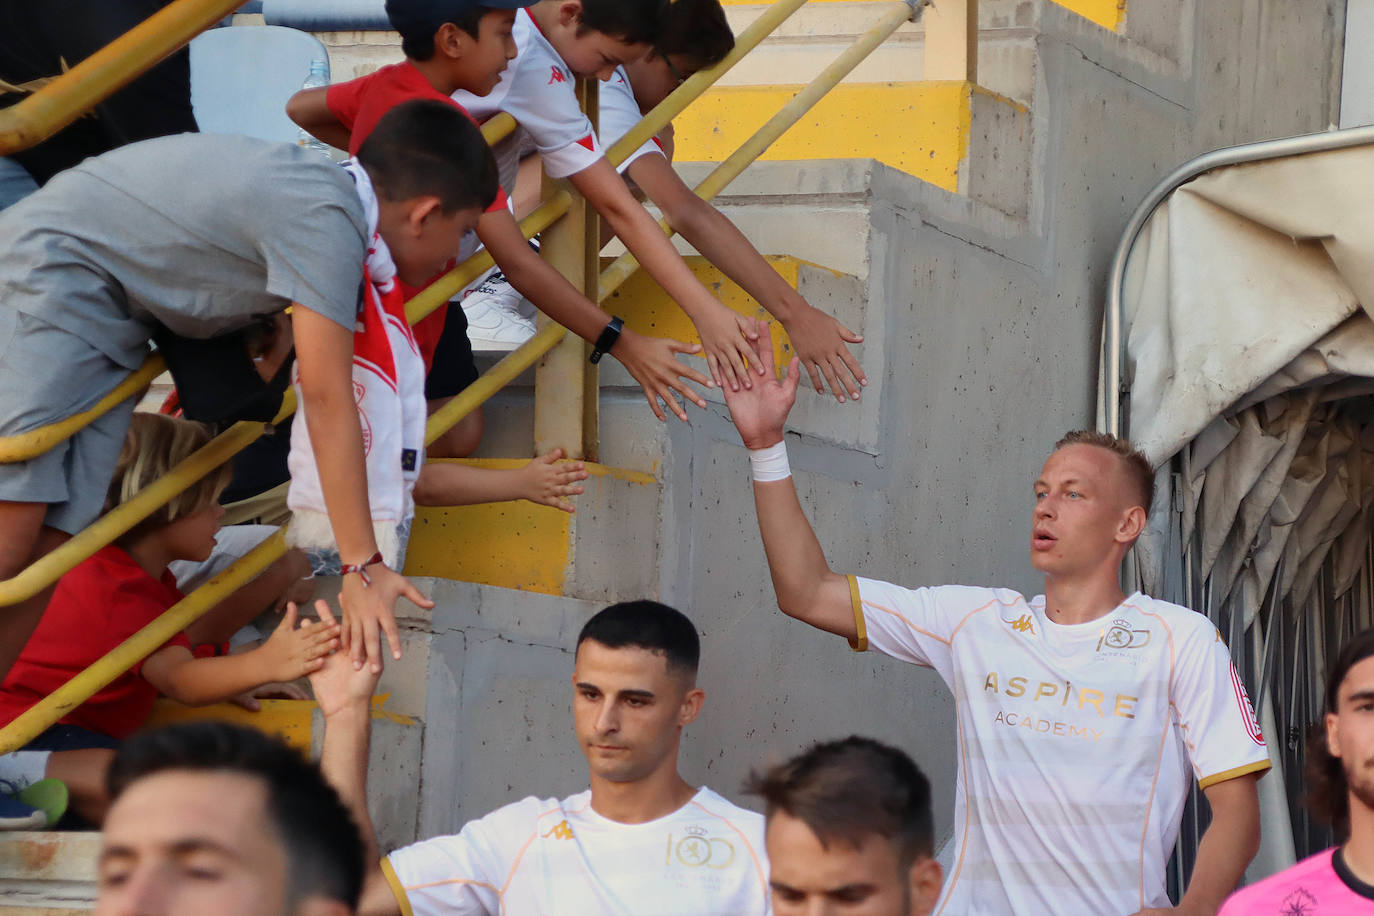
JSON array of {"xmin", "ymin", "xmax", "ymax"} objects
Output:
[{"xmin": 749, "ymin": 441, "xmax": 791, "ymax": 482}]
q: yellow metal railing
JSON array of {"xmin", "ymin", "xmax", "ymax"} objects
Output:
[
  {"xmin": 0, "ymin": 0, "xmax": 931, "ymax": 752},
  {"xmin": 0, "ymin": 0, "xmax": 245, "ymax": 156}
]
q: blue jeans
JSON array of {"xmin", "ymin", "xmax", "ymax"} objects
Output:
[{"xmin": 0, "ymin": 158, "xmax": 37, "ymax": 211}]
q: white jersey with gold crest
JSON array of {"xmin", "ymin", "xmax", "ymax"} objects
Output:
[
  {"xmin": 850, "ymin": 579, "xmax": 1270, "ymax": 916},
  {"xmin": 382, "ymin": 786, "xmax": 770, "ymax": 915}
]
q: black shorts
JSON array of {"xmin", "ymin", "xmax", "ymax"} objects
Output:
[{"xmin": 424, "ymin": 301, "xmax": 480, "ymax": 400}]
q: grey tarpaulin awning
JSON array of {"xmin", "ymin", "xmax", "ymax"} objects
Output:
[{"xmin": 1110, "ymin": 140, "xmax": 1374, "ymax": 888}]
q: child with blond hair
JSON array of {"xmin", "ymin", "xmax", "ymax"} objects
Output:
[{"xmin": 0, "ymin": 413, "xmax": 341, "ymax": 826}]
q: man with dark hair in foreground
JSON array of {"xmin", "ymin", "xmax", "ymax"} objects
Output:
[
  {"xmin": 721, "ymin": 324, "xmax": 1269, "ymax": 916},
  {"xmin": 1218, "ymin": 628, "xmax": 1374, "ymax": 912},
  {"xmin": 750, "ymin": 736, "xmax": 942, "ymax": 915},
  {"xmin": 95, "ymin": 720, "xmax": 363, "ymax": 915},
  {"xmin": 312, "ymin": 599, "xmax": 769, "ymax": 915}
]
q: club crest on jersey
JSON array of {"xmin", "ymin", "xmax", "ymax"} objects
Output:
[
  {"xmin": 548, "ymin": 65, "xmax": 568, "ymax": 84},
  {"xmin": 667, "ymin": 826, "xmax": 736, "ymax": 869},
  {"xmin": 1098, "ymin": 619, "xmax": 1151, "ymax": 652}
]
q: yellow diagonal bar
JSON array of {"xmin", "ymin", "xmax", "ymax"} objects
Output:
[
  {"xmin": 606, "ymin": 0, "xmax": 810, "ymax": 168},
  {"xmin": 426, "ymin": 323, "xmax": 566, "ymax": 444},
  {"xmin": 0, "ymin": 393, "xmax": 294, "ymax": 609},
  {"xmin": 599, "ymin": 2, "xmax": 914, "ymax": 299},
  {"xmin": 0, "ymin": 0, "xmax": 245, "ymax": 155},
  {"xmin": 0, "ymin": 355, "xmax": 165, "ymax": 464},
  {"xmin": 0, "ymin": 529, "xmax": 288, "ymax": 753},
  {"xmin": 482, "ymin": 112, "xmax": 517, "ymax": 147},
  {"xmin": 405, "ymin": 191, "xmax": 571, "ymax": 327}
]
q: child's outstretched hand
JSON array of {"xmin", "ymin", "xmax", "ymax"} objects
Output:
[
  {"xmin": 519, "ymin": 449, "xmax": 589, "ymax": 513},
  {"xmin": 307, "ymin": 601, "xmax": 379, "ymax": 718},
  {"xmin": 694, "ymin": 303, "xmax": 765, "ymax": 393},
  {"xmin": 778, "ymin": 303, "xmax": 867, "ymax": 403},
  {"xmin": 256, "ymin": 602, "xmax": 340, "ymax": 683}
]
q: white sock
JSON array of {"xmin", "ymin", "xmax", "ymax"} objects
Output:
[{"xmin": 0, "ymin": 750, "xmax": 51, "ymax": 789}]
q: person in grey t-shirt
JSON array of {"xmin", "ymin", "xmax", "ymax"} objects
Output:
[{"xmin": 0, "ymin": 99, "xmax": 497, "ymax": 682}]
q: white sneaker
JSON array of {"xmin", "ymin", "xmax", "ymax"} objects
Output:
[{"xmin": 462, "ymin": 269, "xmax": 536, "ymax": 351}]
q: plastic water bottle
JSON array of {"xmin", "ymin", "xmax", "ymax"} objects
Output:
[{"xmin": 297, "ymin": 58, "xmax": 332, "ymax": 157}]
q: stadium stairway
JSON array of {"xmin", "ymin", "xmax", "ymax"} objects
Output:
[{"xmin": 0, "ymin": 1, "xmax": 1219, "ymax": 907}]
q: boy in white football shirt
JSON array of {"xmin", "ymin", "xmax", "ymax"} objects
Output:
[
  {"xmin": 720, "ymin": 324, "xmax": 1270, "ymax": 916},
  {"xmin": 310, "ymin": 599, "xmax": 770, "ymax": 915},
  {"xmin": 490, "ymin": 0, "xmax": 868, "ymax": 402},
  {"xmin": 453, "ymin": 0, "xmax": 769, "ymax": 396}
]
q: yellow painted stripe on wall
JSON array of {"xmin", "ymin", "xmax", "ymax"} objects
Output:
[
  {"xmin": 605, "ymin": 255, "xmax": 826, "ymax": 368},
  {"xmin": 1051, "ymin": 0, "xmax": 1124, "ymax": 30},
  {"xmin": 144, "ymin": 699, "xmax": 316, "ymax": 751},
  {"xmin": 145, "ymin": 697, "xmax": 414, "ymax": 752},
  {"xmin": 403, "ymin": 460, "xmax": 654, "ymax": 594},
  {"xmin": 671, "ymin": 81, "xmax": 972, "ymax": 191},
  {"xmin": 716, "ymin": 0, "xmax": 1124, "ymax": 31}
]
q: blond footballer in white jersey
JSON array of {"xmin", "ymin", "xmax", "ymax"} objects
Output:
[
  {"xmin": 310, "ymin": 600, "xmax": 771, "ymax": 916},
  {"xmin": 719, "ymin": 326, "xmax": 1270, "ymax": 916}
]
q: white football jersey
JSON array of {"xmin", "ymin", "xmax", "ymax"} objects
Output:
[
  {"xmin": 383, "ymin": 786, "xmax": 771, "ymax": 915},
  {"xmin": 453, "ymin": 9, "xmax": 603, "ymax": 182},
  {"xmin": 598, "ymin": 66, "xmax": 663, "ymax": 174},
  {"xmin": 851, "ymin": 578, "xmax": 1270, "ymax": 916}
]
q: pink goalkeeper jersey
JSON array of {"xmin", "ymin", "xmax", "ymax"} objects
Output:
[{"xmin": 1219, "ymin": 848, "xmax": 1374, "ymax": 915}]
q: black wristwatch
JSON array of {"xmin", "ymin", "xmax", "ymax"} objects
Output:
[{"xmin": 589, "ymin": 316, "xmax": 624, "ymax": 364}]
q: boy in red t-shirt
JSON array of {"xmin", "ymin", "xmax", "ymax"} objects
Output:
[
  {"xmin": 287, "ymin": 0, "xmax": 715, "ymax": 456},
  {"xmin": 0, "ymin": 414, "xmax": 342, "ymax": 825}
]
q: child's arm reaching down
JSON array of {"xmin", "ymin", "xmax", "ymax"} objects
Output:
[
  {"xmin": 285, "ymin": 87, "xmax": 352, "ymax": 152},
  {"xmin": 569, "ymin": 158, "xmax": 765, "ymax": 393},
  {"xmin": 627, "ymin": 152, "xmax": 867, "ymax": 402},
  {"xmin": 413, "ymin": 449, "xmax": 590, "ymax": 513},
  {"xmin": 140, "ymin": 604, "xmax": 340, "ymax": 707}
]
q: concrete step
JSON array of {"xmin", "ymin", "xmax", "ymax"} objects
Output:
[
  {"xmin": 305, "ymin": 0, "xmax": 1124, "ymax": 108},
  {"xmin": 0, "ymin": 831, "xmax": 98, "ymax": 912},
  {"xmin": 403, "ymin": 459, "xmax": 661, "ymax": 604}
]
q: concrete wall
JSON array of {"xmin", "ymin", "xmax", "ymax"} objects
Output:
[{"xmin": 379, "ymin": 0, "xmax": 1346, "ymax": 857}]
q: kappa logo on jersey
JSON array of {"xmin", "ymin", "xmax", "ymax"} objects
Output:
[
  {"xmin": 542, "ymin": 820, "xmax": 574, "ymax": 840},
  {"xmin": 548, "ymin": 65, "xmax": 568, "ymax": 84},
  {"xmin": 1007, "ymin": 614, "xmax": 1036, "ymax": 635},
  {"xmin": 667, "ymin": 825, "xmax": 736, "ymax": 869}
]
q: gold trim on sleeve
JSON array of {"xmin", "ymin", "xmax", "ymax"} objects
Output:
[
  {"xmin": 380, "ymin": 857, "xmax": 416, "ymax": 916},
  {"xmin": 847, "ymin": 575, "xmax": 867, "ymax": 652},
  {"xmin": 1198, "ymin": 759, "xmax": 1272, "ymax": 790}
]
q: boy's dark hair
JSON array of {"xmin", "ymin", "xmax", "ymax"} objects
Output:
[
  {"xmin": 357, "ymin": 99, "xmax": 499, "ymax": 213},
  {"xmin": 576, "ymin": 0, "xmax": 666, "ymax": 46},
  {"xmin": 747, "ymin": 736, "xmax": 934, "ymax": 870},
  {"xmin": 107, "ymin": 722, "xmax": 365, "ymax": 908},
  {"xmin": 1305, "ymin": 628, "xmax": 1374, "ymax": 836},
  {"xmin": 655, "ymin": 0, "xmax": 733, "ymax": 69},
  {"xmin": 576, "ymin": 600, "xmax": 700, "ymax": 676},
  {"xmin": 387, "ymin": 0, "xmax": 487, "ymax": 59}
]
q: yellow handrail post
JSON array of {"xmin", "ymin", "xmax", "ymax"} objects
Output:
[
  {"xmin": 0, "ymin": 0, "xmax": 246, "ymax": 155},
  {"xmin": 533, "ymin": 79, "xmax": 596, "ymax": 459},
  {"xmin": 923, "ymin": 0, "xmax": 975, "ymax": 82}
]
